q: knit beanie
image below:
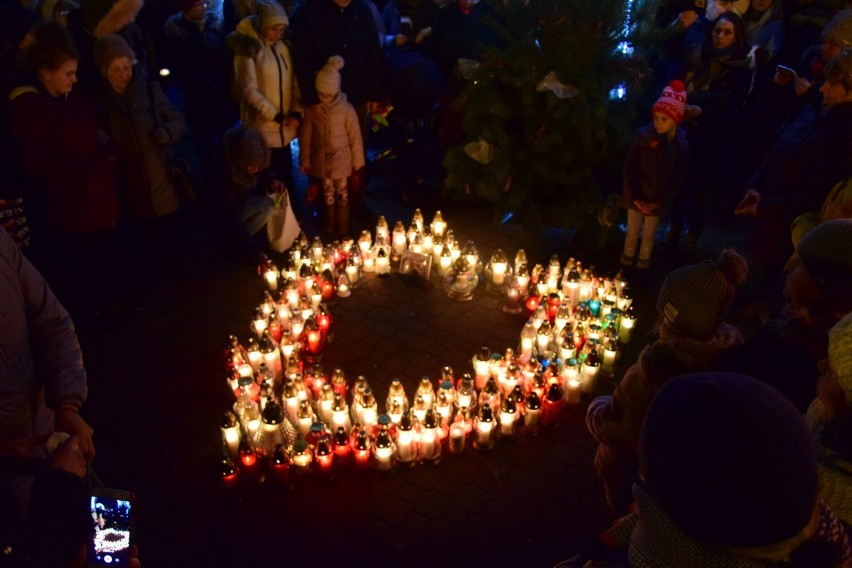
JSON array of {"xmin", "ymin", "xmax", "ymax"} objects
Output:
[
  {"xmin": 257, "ymin": 0, "xmax": 288, "ymax": 28},
  {"xmin": 315, "ymin": 55, "xmax": 344, "ymax": 96},
  {"xmin": 652, "ymin": 80, "xmax": 687, "ymax": 125},
  {"xmin": 93, "ymin": 34, "xmax": 136, "ymax": 73},
  {"xmin": 828, "ymin": 312, "xmax": 852, "ymax": 407},
  {"xmin": 656, "ymin": 249, "xmax": 748, "ymax": 339},
  {"xmin": 822, "ymin": 9, "xmax": 852, "ymax": 49},
  {"xmin": 640, "ymin": 372, "xmax": 818, "ymax": 549},
  {"xmin": 798, "ymin": 219, "xmax": 852, "ymax": 298}
]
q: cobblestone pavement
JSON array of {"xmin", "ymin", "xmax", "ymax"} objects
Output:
[{"xmin": 74, "ymin": 139, "xmax": 749, "ymax": 566}]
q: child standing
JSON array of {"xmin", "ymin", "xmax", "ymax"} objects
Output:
[
  {"xmin": 620, "ymin": 80, "xmax": 689, "ymax": 271},
  {"xmin": 300, "ymin": 55, "xmax": 366, "ymax": 237}
]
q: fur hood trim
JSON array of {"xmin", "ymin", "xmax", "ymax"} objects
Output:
[
  {"xmin": 83, "ymin": 0, "xmax": 144, "ymax": 37},
  {"xmin": 227, "ymin": 29, "xmax": 261, "ymax": 58}
]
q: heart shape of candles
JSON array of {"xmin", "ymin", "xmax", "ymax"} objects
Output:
[{"xmin": 223, "ymin": 210, "xmax": 636, "ymax": 479}]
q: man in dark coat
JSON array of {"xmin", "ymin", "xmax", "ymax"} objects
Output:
[
  {"xmin": 163, "ymin": 0, "xmax": 235, "ymax": 176},
  {"xmin": 290, "ymin": 0, "xmax": 382, "ymax": 143}
]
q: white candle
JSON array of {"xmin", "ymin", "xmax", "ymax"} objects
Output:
[
  {"xmin": 449, "ymin": 423, "xmax": 466, "ymax": 453},
  {"xmin": 420, "ymin": 429, "xmax": 436, "ymax": 459},
  {"xmin": 397, "ymin": 429, "xmax": 414, "ymax": 461},
  {"xmin": 375, "ymin": 446, "xmax": 393, "ymax": 471},
  {"xmin": 564, "ymin": 377, "xmax": 581, "ymax": 404},
  {"xmin": 476, "ymin": 421, "xmax": 492, "ymax": 446},
  {"xmin": 619, "ymin": 315, "xmax": 635, "ymax": 344}
]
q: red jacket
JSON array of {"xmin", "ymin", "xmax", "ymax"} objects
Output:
[{"xmin": 9, "ymin": 85, "xmax": 117, "ymax": 235}]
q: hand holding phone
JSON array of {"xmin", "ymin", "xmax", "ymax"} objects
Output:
[
  {"xmin": 775, "ymin": 64, "xmax": 798, "ymax": 84},
  {"xmin": 88, "ymin": 488, "xmax": 135, "ymax": 567}
]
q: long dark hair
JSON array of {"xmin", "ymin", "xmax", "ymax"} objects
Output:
[{"xmin": 705, "ymin": 12, "xmax": 749, "ymax": 56}]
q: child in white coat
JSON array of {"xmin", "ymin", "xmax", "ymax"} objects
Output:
[{"xmin": 299, "ymin": 55, "xmax": 366, "ymax": 237}]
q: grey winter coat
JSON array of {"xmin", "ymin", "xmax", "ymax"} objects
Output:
[
  {"xmin": 0, "ymin": 227, "xmax": 87, "ymax": 510},
  {"xmin": 99, "ymin": 75, "xmax": 186, "ymax": 221}
]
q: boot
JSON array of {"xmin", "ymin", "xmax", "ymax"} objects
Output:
[
  {"xmin": 323, "ymin": 204, "xmax": 335, "ymax": 237},
  {"xmin": 335, "ymin": 204, "xmax": 349, "ymax": 238}
]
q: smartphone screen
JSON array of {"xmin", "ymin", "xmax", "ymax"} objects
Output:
[{"xmin": 88, "ymin": 490, "xmax": 133, "ymax": 566}]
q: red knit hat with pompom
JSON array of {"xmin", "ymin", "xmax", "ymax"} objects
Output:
[{"xmin": 652, "ymin": 80, "xmax": 687, "ymax": 125}]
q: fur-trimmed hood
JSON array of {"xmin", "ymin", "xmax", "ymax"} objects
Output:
[
  {"xmin": 226, "ymin": 16, "xmax": 263, "ymax": 58},
  {"xmin": 82, "ymin": 0, "xmax": 143, "ymax": 37}
]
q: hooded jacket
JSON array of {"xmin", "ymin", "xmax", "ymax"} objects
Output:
[
  {"xmin": 228, "ymin": 16, "xmax": 302, "ymax": 149},
  {"xmin": 0, "ymin": 227, "xmax": 87, "ymax": 514}
]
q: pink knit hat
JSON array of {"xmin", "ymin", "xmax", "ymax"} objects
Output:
[{"xmin": 652, "ymin": 80, "xmax": 687, "ymax": 125}]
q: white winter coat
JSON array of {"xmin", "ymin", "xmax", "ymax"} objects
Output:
[{"xmin": 229, "ymin": 17, "xmax": 302, "ymax": 148}]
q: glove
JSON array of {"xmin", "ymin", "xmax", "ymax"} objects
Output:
[{"xmin": 149, "ymin": 127, "xmax": 170, "ymax": 145}]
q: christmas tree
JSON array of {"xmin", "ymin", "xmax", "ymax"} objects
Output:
[{"xmin": 443, "ymin": 0, "xmax": 653, "ymax": 245}]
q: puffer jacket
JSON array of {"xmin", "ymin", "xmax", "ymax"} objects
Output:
[
  {"xmin": 0, "ymin": 227, "xmax": 87, "ymax": 512},
  {"xmin": 587, "ymin": 323, "xmax": 743, "ymax": 510},
  {"xmin": 98, "ymin": 75, "xmax": 186, "ymax": 221},
  {"xmin": 299, "ymin": 92, "xmax": 365, "ymax": 180},
  {"xmin": 228, "ymin": 16, "xmax": 302, "ymax": 149}
]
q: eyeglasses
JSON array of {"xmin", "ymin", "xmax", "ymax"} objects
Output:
[{"xmin": 190, "ymin": 1, "xmax": 209, "ymax": 8}]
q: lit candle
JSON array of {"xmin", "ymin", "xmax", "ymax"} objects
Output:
[
  {"xmin": 395, "ymin": 412, "xmax": 416, "ymax": 465},
  {"xmin": 489, "ymin": 249, "xmax": 508, "ymax": 286},
  {"xmin": 580, "ymin": 350, "xmax": 600, "ymax": 394},
  {"xmin": 448, "ymin": 423, "xmax": 466, "ymax": 453},
  {"xmin": 264, "ymin": 264, "xmax": 279, "ymax": 291},
  {"xmin": 473, "ymin": 404, "xmax": 494, "ymax": 451},
  {"xmin": 619, "ymin": 308, "xmax": 635, "ymax": 344},
  {"xmin": 524, "ymin": 391, "xmax": 541, "ymax": 434},
  {"xmin": 375, "ymin": 248, "xmax": 390, "ymax": 275},
  {"xmin": 220, "ymin": 411, "xmax": 240, "ymax": 460}
]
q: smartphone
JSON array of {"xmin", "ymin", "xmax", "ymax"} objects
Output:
[
  {"xmin": 776, "ymin": 65, "xmax": 798, "ymax": 81},
  {"xmin": 87, "ymin": 488, "xmax": 135, "ymax": 567}
]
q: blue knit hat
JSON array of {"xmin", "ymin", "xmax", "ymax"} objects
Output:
[{"xmin": 640, "ymin": 372, "xmax": 818, "ymax": 548}]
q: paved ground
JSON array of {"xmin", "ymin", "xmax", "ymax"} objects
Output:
[{"xmin": 72, "ymin": 132, "xmax": 750, "ymax": 567}]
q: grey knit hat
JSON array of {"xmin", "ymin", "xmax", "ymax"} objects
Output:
[
  {"xmin": 822, "ymin": 8, "xmax": 852, "ymax": 49},
  {"xmin": 798, "ymin": 218, "xmax": 852, "ymax": 297},
  {"xmin": 656, "ymin": 249, "xmax": 748, "ymax": 339},
  {"xmin": 257, "ymin": 0, "xmax": 288, "ymax": 28},
  {"xmin": 92, "ymin": 34, "xmax": 136, "ymax": 73}
]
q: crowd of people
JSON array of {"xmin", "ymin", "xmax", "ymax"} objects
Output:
[{"xmin": 0, "ymin": 0, "xmax": 851, "ymax": 565}]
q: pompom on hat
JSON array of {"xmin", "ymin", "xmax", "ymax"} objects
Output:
[
  {"xmin": 640, "ymin": 372, "xmax": 819, "ymax": 549},
  {"xmin": 656, "ymin": 249, "xmax": 747, "ymax": 339},
  {"xmin": 92, "ymin": 33, "xmax": 136, "ymax": 74},
  {"xmin": 315, "ymin": 55, "xmax": 344, "ymax": 96},
  {"xmin": 652, "ymin": 80, "xmax": 687, "ymax": 125},
  {"xmin": 822, "ymin": 8, "xmax": 852, "ymax": 49},
  {"xmin": 257, "ymin": 0, "xmax": 288, "ymax": 29},
  {"xmin": 828, "ymin": 312, "xmax": 852, "ymax": 408}
]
